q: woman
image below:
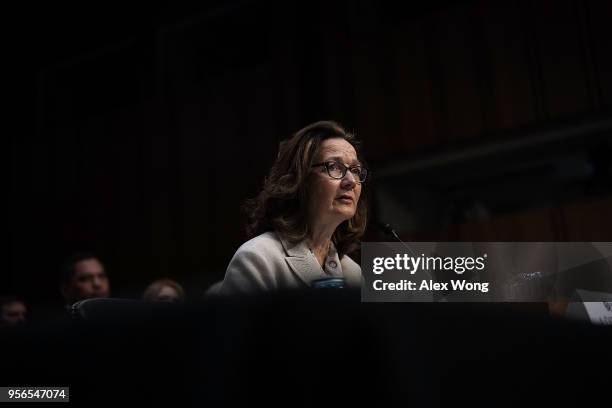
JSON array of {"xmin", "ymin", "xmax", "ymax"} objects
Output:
[
  {"xmin": 220, "ymin": 121, "xmax": 369, "ymax": 294},
  {"xmin": 142, "ymin": 279, "xmax": 185, "ymax": 303}
]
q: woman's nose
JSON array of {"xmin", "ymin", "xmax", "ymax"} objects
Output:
[{"xmin": 341, "ymin": 171, "xmax": 357, "ymax": 188}]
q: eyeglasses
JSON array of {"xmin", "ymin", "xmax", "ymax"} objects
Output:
[{"xmin": 311, "ymin": 161, "xmax": 369, "ymax": 183}]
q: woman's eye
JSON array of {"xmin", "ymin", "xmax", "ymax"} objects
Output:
[
  {"xmin": 351, "ymin": 168, "xmax": 361, "ymax": 176},
  {"xmin": 327, "ymin": 162, "xmax": 339, "ymax": 171}
]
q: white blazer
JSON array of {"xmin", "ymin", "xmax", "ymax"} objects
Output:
[{"xmin": 220, "ymin": 231, "xmax": 362, "ymax": 294}]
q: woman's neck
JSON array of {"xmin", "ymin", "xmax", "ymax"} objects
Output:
[{"xmin": 308, "ymin": 224, "xmax": 337, "ymax": 267}]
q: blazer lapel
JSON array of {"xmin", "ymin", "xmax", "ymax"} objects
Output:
[
  {"xmin": 278, "ymin": 233, "xmax": 327, "ymax": 286},
  {"xmin": 341, "ymin": 258, "xmax": 362, "ymax": 288}
]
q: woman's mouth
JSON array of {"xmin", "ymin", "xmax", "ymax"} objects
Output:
[{"xmin": 336, "ymin": 195, "xmax": 353, "ymax": 204}]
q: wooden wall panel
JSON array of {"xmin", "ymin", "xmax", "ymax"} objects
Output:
[
  {"xmin": 481, "ymin": 0, "xmax": 536, "ymax": 131},
  {"xmin": 171, "ymin": 62, "xmax": 290, "ymax": 280},
  {"xmin": 156, "ymin": 7, "xmax": 298, "ymax": 282},
  {"xmin": 586, "ymin": 0, "xmax": 612, "ymax": 108},
  {"xmin": 59, "ymin": 103, "xmax": 166, "ymax": 295},
  {"xmin": 400, "ymin": 207, "xmax": 558, "ymax": 242},
  {"xmin": 147, "ymin": 98, "xmax": 176, "ymax": 285},
  {"xmin": 24, "ymin": 40, "xmax": 162, "ymax": 301},
  {"xmin": 530, "ymin": 0, "xmax": 591, "ymax": 118},
  {"xmin": 560, "ymin": 196, "xmax": 612, "ymax": 241},
  {"xmin": 457, "ymin": 208, "xmax": 558, "ymax": 241},
  {"xmin": 393, "ymin": 21, "xmax": 437, "ymax": 152},
  {"xmin": 429, "ymin": 5, "xmax": 485, "ymax": 142},
  {"xmin": 320, "ymin": 11, "xmax": 358, "ymax": 129},
  {"xmin": 351, "ymin": 35, "xmax": 394, "ymax": 160},
  {"xmin": 405, "ymin": 196, "xmax": 612, "ymax": 243}
]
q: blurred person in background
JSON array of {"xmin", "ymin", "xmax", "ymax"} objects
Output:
[
  {"xmin": 0, "ymin": 296, "xmax": 27, "ymax": 327},
  {"xmin": 60, "ymin": 252, "xmax": 110, "ymax": 309},
  {"xmin": 142, "ymin": 279, "xmax": 185, "ymax": 303}
]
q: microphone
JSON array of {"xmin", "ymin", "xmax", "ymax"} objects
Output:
[
  {"xmin": 378, "ymin": 222, "xmax": 417, "ymax": 257},
  {"xmin": 378, "ymin": 222, "xmax": 434, "ymax": 280},
  {"xmin": 379, "ymin": 223, "xmax": 402, "ymax": 243}
]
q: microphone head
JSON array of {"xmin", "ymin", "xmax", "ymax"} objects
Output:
[{"xmin": 378, "ymin": 222, "xmax": 394, "ymax": 236}]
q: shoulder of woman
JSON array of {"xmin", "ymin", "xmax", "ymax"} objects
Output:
[
  {"xmin": 222, "ymin": 232, "xmax": 283, "ymax": 293},
  {"xmin": 235, "ymin": 231, "xmax": 283, "ymax": 255}
]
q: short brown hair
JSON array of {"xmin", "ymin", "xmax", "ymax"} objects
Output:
[
  {"xmin": 244, "ymin": 120, "xmax": 369, "ymax": 257},
  {"xmin": 142, "ymin": 279, "xmax": 185, "ymax": 301}
]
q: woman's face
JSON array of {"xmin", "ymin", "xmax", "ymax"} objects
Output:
[
  {"xmin": 155, "ymin": 285, "xmax": 180, "ymax": 302},
  {"xmin": 307, "ymin": 138, "xmax": 362, "ymax": 226}
]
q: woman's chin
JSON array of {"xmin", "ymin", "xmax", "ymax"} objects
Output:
[{"xmin": 332, "ymin": 208, "xmax": 355, "ymax": 221}]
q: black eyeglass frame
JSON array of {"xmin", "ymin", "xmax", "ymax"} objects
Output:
[{"xmin": 311, "ymin": 161, "xmax": 369, "ymax": 183}]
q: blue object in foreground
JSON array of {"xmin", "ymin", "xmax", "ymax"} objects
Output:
[{"xmin": 311, "ymin": 277, "xmax": 346, "ymax": 289}]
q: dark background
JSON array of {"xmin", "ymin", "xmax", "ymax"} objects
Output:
[{"xmin": 6, "ymin": 0, "xmax": 612, "ymax": 312}]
